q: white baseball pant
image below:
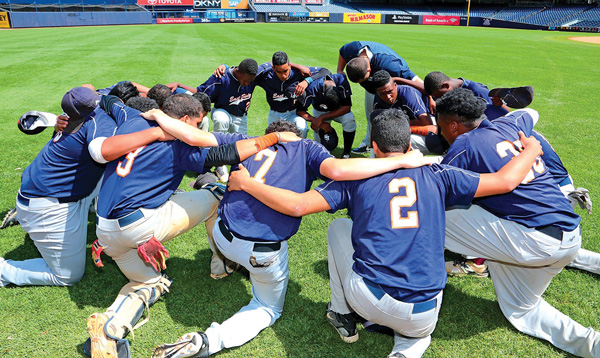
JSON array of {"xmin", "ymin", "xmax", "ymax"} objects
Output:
[
  {"xmin": 211, "ymin": 108, "xmax": 247, "ymax": 134},
  {"xmin": 311, "ymin": 109, "xmax": 356, "ymax": 143},
  {"xmin": 445, "ymin": 204, "xmax": 600, "ymax": 358}
]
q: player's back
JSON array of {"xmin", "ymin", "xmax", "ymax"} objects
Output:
[
  {"xmin": 97, "ymin": 109, "xmax": 208, "ymax": 219},
  {"xmin": 442, "ymin": 111, "xmax": 580, "ymax": 231},
  {"xmin": 319, "ymin": 164, "xmax": 479, "ymax": 303},
  {"xmin": 21, "ymin": 109, "xmax": 116, "ymax": 201},
  {"xmin": 220, "ymin": 139, "xmax": 332, "ymax": 242},
  {"xmin": 339, "ymin": 41, "xmax": 401, "ymax": 62}
]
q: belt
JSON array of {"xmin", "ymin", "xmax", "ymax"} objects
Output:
[
  {"xmin": 218, "ymin": 219, "xmax": 281, "ymax": 252},
  {"xmin": 363, "ymin": 278, "xmax": 437, "ymax": 314},
  {"xmin": 96, "ymin": 209, "xmax": 145, "ymax": 229},
  {"xmin": 536, "ymin": 225, "xmax": 563, "ymax": 241},
  {"xmin": 17, "ymin": 192, "xmax": 73, "ymax": 206}
]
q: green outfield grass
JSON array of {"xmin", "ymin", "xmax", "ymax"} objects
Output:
[{"xmin": 0, "ymin": 23, "xmax": 599, "ymax": 357}]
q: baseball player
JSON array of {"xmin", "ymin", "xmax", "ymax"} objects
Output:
[
  {"xmin": 295, "ymin": 72, "xmax": 356, "ymax": 158},
  {"xmin": 86, "ymin": 94, "xmax": 301, "ymax": 358},
  {"xmin": 371, "ymin": 70, "xmax": 445, "ymax": 155},
  {"xmin": 342, "ymin": 44, "xmax": 422, "ymax": 154},
  {"xmin": 199, "ymin": 109, "xmax": 541, "ymax": 358},
  {"xmin": 212, "ymin": 51, "xmax": 330, "ymax": 138},
  {"xmin": 423, "ymin": 71, "xmax": 510, "ymax": 120},
  {"xmin": 0, "ymin": 87, "xmax": 169, "ymax": 287},
  {"xmin": 151, "ymin": 120, "xmax": 438, "ymax": 358},
  {"xmin": 438, "ymin": 88, "xmax": 599, "ymax": 358}
]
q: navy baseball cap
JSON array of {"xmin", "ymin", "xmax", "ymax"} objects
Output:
[
  {"xmin": 319, "ymin": 127, "xmax": 339, "ymax": 152},
  {"xmin": 489, "ymin": 86, "xmax": 534, "ymax": 109},
  {"xmin": 18, "ymin": 111, "xmax": 57, "ymax": 135},
  {"xmin": 60, "ymin": 87, "xmax": 100, "ymax": 133}
]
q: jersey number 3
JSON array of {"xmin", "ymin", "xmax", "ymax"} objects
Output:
[
  {"xmin": 389, "ymin": 178, "xmax": 418, "ymax": 229},
  {"xmin": 496, "ymin": 140, "xmax": 544, "ymax": 184},
  {"xmin": 116, "ymin": 146, "xmax": 145, "ymax": 177}
]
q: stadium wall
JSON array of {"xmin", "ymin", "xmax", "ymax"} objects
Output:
[{"xmin": 10, "ymin": 11, "xmax": 152, "ymax": 27}]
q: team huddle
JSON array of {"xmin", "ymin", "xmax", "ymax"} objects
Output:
[{"xmin": 1, "ymin": 40, "xmax": 599, "ymax": 358}]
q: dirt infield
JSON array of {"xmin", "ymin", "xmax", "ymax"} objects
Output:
[{"xmin": 569, "ymin": 36, "xmax": 600, "ymax": 44}]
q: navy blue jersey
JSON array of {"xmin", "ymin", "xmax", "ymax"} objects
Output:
[
  {"xmin": 460, "ymin": 78, "xmax": 509, "ymax": 120},
  {"xmin": 530, "ymin": 130, "xmax": 570, "ymax": 186},
  {"xmin": 339, "ymin": 41, "xmax": 401, "ymax": 63},
  {"xmin": 96, "ymin": 81, "xmax": 128, "ymax": 96},
  {"xmin": 373, "ymin": 84, "xmax": 429, "ymax": 120},
  {"xmin": 317, "ymin": 164, "xmax": 480, "ymax": 303},
  {"xmin": 442, "ymin": 109, "xmax": 580, "ymax": 231},
  {"xmin": 20, "ymin": 108, "xmax": 117, "ymax": 201},
  {"xmin": 96, "ymin": 104, "xmax": 239, "ymax": 219},
  {"xmin": 197, "ymin": 66, "xmax": 255, "ymax": 117},
  {"xmin": 255, "ymin": 64, "xmax": 324, "ymax": 113},
  {"xmin": 297, "ymin": 74, "xmax": 352, "ymax": 112},
  {"xmin": 219, "ymin": 139, "xmax": 333, "ymax": 242},
  {"xmin": 361, "ymin": 54, "xmax": 417, "ymax": 94}
]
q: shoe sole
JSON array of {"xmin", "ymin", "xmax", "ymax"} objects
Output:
[
  {"xmin": 87, "ymin": 313, "xmax": 118, "ymax": 358},
  {"xmin": 326, "ymin": 311, "xmax": 359, "ymax": 343}
]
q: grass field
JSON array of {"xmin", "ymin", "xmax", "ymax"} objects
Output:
[{"xmin": 1, "ymin": 23, "xmax": 599, "ymax": 357}]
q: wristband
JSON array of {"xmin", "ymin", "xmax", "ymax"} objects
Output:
[
  {"xmin": 410, "ymin": 126, "xmax": 430, "ymax": 136},
  {"xmin": 254, "ymin": 132, "xmax": 279, "ymax": 152},
  {"xmin": 305, "ymin": 77, "xmax": 314, "ymax": 85}
]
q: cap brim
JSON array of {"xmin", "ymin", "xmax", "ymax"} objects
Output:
[{"xmin": 489, "ymin": 86, "xmax": 534, "ymax": 109}]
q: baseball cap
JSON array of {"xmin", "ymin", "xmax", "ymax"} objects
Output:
[
  {"xmin": 60, "ymin": 87, "xmax": 100, "ymax": 133},
  {"xmin": 319, "ymin": 127, "xmax": 339, "ymax": 152},
  {"xmin": 18, "ymin": 111, "xmax": 58, "ymax": 135},
  {"xmin": 489, "ymin": 86, "xmax": 534, "ymax": 109}
]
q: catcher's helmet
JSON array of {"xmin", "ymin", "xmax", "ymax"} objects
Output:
[
  {"xmin": 18, "ymin": 111, "xmax": 58, "ymax": 135},
  {"xmin": 319, "ymin": 127, "xmax": 339, "ymax": 152}
]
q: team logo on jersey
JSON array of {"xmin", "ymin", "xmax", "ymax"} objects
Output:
[
  {"xmin": 272, "ymin": 93, "xmax": 288, "ymax": 102},
  {"xmin": 229, "ymin": 93, "xmax": 251, "ymax": 106}
]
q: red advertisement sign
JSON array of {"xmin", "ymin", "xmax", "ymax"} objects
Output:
[
  {"xmin": 422, "ymin": 15, "xmax": 460, "ymax": 26},
  {"xmin": 138, "ymin": 0, "xmax": 194, "ymax": 6},
  {"xmin": 254, "ymin": 0, "xmax": 300, "ymax": 3},
  {"xmin": 157, "ymin": 18, "xmax": 193, "ymax": 23}
]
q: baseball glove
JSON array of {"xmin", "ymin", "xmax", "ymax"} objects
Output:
[{"xmin": 0, "ymin": 208, "xmax": 18, "ymax": 229}]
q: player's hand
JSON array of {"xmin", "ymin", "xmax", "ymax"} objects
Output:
[
  {"xmin": 428, "ymin": 96, "xmax": 436, "ymax": 115},
  {"xmin": 491, "ymin": 96, "xmax": 504, "ymax": 107},
  {"xmin": 137, "ymin": 237, "xmax": 169, "ymax": 272},
  {"xmin": 297, "ymin": 66, "xmax": 312, "ymax": 78},
  {"xmin": 213, "ymin": 65, "xmax": 227, "ymax": 78},
  {"xmin": 309, "ymin": 117, "xmax": 323, "ymax": 131},
  {"xmin": 54, "ymin": 114, "xmax": 69, "ymax": 132},
  {"xmin": 320, "ymin": 122, "xmax": 333, "ymax": 133},
  {"xmin": 228, "ymin": 164, "xmax": 250, "ymax": 191},
  {"xmin": 278, "ymin": 131, "xmax": 302, "ymax": 143},
  {"xmin": 165, "ymin": 82, "xmax": 180, "ymax": 92},
  {"xmin": 81, "ymin": 84, "xmax": 96, "ymax": 91},
  {"xmin": 394, "ymin": 149, "xmax": 437, "ymax": 169},
  {"xmin": 294, "ymin": 80, "xmax": 309, "ymax": 96},
  {"xmin": 141, "ymin": 108, "xmax": 165, "ymax": 121},
  {"xmin": 518, "ymin": 131, "xmax": 543, "ymax": 156}
]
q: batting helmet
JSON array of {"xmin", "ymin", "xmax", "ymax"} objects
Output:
[{"xmin": 319, "ymin": 127, "xmax": 339, "ymax": 152}]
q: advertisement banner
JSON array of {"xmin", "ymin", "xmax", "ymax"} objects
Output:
[
  {"xmin": 289, "ymin": 11, "xmax": 309, "ymax": 17},
  {"xmin": 157, "ymin": 18, "xmax": 193, "ymax": 23},
  {"xmin": 309, "ymin": 12, "xmax": 329, "ymax": 17},
  {"xmin": 343, "ymin": 13, "xmax": 381, "ymax": 24},
  {"xmin": 138, "ymin": 0, "xmax": 193, "ymax": 5},
  {"xmin": 305, "ymin": 0, "xmax": 322, "ymax": 3},
  {"xmin": 220, "ymin": 17, "xmax": 255, "ymax": 22},
  {"xmin": 385, "ymin": 14, "xmax": 418, "ymax": 24},
  {"xmin": 194, "ymin": 0, "xmax": 221, "ymax": 8},
  {"xmin": 221, "ymin": 0, "xmax": 248, "ymax": 9},
  {"xmin": 255, "ymin": 0, "xmax": 300, "ymax": 3},
  {"xmin": 0, "ymin": 12, "xmax": 10, "ymax": 28},
  {"xmin": 422, "ymin": 15, "xmax": 460, "ymax": 26}
]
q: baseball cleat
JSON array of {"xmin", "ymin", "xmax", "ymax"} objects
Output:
[
  {"xmin": 326, "ymin": 302, "xmax": 358, "ymax": 343},
  {"xmin": 351, "ymin": 146, "xmax": 368, "ymax": 154},
  {"xmin": 445, "ymin": 259, "xmax": 489, "ymax": 278},
  {"xmin": 0, "ymin": 208, "xmax": 19, "ymax": 229},
  {"xmin": 87, "ymin": 313, "xmax": 118, "ymax": 358},
  {"xmin": 152, "ymin": 331, "xmax": 209, "ymax": 358}
]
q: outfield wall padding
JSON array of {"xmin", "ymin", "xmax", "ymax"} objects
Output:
[
  {"xmin": 10, "ymin": 11, "xmax": 152, "ymax": 28},
  {"xmin": 461, "ymin": 17, "xmax": 547, "ymax": 30}
]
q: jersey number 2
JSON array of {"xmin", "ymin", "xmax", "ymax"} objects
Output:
[
  {"xmin": 389, "ymin": 178, "xmax": 418, "ymax": 229},
  {"xmin": 116, "ymin": 146, "xmax": 145, "ymax": 178}
]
